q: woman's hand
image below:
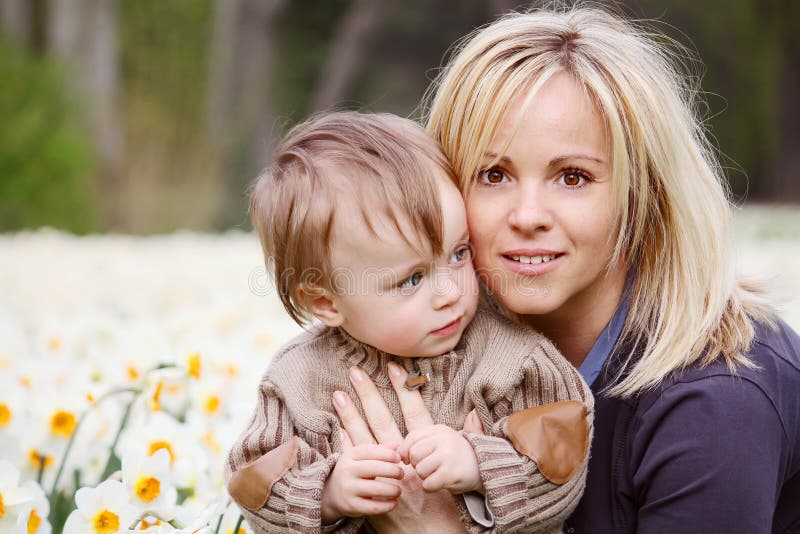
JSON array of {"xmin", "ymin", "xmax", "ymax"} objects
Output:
[{"xmin": 332, "ymin": 363, "xmax": 465, "ymax": 533}]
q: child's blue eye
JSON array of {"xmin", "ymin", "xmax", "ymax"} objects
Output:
[
  {"xmin": 399, "ymin": 272, "xmax": 423, "ymax": 289},
  {"xmin": 449, "ymin": 245, "xmax": 473, "ymax": 264}
]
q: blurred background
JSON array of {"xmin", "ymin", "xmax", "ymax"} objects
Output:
[{"xmin": 1, "ymin": 0, "xmax": 798, "ymax": 234}]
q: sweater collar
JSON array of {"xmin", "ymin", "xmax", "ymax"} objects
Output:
[{"xmin": 329, "ymin": 326, "xmax": 467, "ymax": 392}]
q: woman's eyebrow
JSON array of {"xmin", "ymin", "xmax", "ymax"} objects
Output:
[
  {"xmin": 482, "ymin": 152, "xmax": 512, "ymax": 163},
  {"xmin": 548, "ymin": 154, "xmax": 605, "ymax": 166}
]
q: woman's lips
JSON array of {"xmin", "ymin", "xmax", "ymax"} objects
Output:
[
  {"xmin": 431, "ymin": 316, "xmax": 462, "ymax": 336},
  {"xmin": 499, "ymin": 250, "xmax": 564, "ymax": 275}
]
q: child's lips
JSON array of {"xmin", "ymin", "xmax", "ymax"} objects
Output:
[{"xmin": 431, "ymin": 316, "xmax": 462, "ymax": 336}]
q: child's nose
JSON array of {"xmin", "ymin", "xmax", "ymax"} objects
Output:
[{"xmin": 431, "ymin": 267, "xmax": 460, "ymax": 309}]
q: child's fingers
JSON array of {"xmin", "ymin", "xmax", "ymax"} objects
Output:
[
  {"xmin": 420, "ymin": 468, "xmax": 447, "ymax": 493},
  {"xmin": 349, "ymin": 495, "xmax": 398, "ymax": 516},
  {"xmin": 350, "ymin": 443, "xmax": 401, "ymax": 463},
  {"xmin": 412, "ymin": 452, "xmax": 442, "ymax": 480},
  {"xmin": 351, "ymin": 479, "xmax": 402, "ymax": 500},
  {"xmin": 398, "ymin": 426, "xmax": 434, "ymax": 463},
  {"xmin": 386, "ymin": 362, "xmax": 434, "ymax": 432},
  {"xmin": 404, "ymin": 435, "xmax": 437, "ymax": 467},
  {"xmin": 463, "ymin": 409, "xmax": 485, "ymax": 435},
  {"xmin": 352, "ymin": 460, "xmax": 405, "ymax": 480}
]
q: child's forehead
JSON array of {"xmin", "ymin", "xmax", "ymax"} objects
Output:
[{"xmin": 331, "ymin": 208, "xmax": 432, "ymax": 269}]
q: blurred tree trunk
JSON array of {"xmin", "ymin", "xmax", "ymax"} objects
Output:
[
  {"xmin": 0, "ymin": 0, "xmax": 31, "ymax": 42},
  {"xmin": 762, "ymin": 0, "xmax": 800, "ymax": 201},
  {"xmin": 206, "ymin": 0, "xmax": 286, "ymax": 227},
  {"xmin": 47, "ymin": 0, "xmax": 124, "ymax": 175},
  {"xmin": 207, "ymin": 0, "xmax": 285, "ymax": 159},
  {"xmin": 310, "ymin": 0, "xmax": 394, "ymax": 112}
]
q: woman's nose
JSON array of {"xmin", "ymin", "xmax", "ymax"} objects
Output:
[{"xmin": 507, "ymin": 182, "xmax": 553, "ymax": 234}]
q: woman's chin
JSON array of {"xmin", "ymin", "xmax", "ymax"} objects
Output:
[{"xmin": 488, "ymin": 287, "xmax": 563, "ymax": 318}]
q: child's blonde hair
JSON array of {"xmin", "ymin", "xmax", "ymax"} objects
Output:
[
  {"xmin": 250, "ymin": 111, "xmax": 455, "ymax": 326},
  {"xmin": 424, "ymin": 5, "xmax": 773, "ymax": 396}
]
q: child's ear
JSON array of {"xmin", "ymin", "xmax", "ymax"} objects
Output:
[{"xmin": 297, "ymin": 284, "xmax": 344, "ymax": 327}]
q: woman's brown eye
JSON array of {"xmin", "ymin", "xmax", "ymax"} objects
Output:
[
  {"xmin": 563, "ymin": 172, "xmax": 581, "ymax": 186},
  {"xmin": 487, "ymin": 169, "xmax": 504, "ymax": 183}
]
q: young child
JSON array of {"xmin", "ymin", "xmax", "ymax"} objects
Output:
[{"xmin": 225, "ymin": 112, "xmax": 593, "ymax": 533}]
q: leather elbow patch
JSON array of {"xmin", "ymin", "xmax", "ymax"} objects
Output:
[
  {"xmin": 506, "ymin": 400, "xmax": 589, "ymax": 485},
  {"xmin": 228, "ymin": 437, "xmax": 299, "ymax": 511}
]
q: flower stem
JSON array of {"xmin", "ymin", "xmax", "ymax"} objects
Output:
[
  {"xmin": 48, "ymin": 387, "xmax": 140, "ymax": 499},
  {"xmin": 234, "ymin": 514, "xmax": 245, "ymax": 533},
  {"xmin": 98, "ymin": 391, "xmax": 138, "ymax": 481}
]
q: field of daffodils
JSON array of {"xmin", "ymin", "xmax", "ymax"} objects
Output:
[{"xmin": 0, "ymin": 205, "xmax": 797, "ymax": 533}]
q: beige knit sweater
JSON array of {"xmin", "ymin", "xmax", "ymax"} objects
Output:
[{"xmin": 226, "ymin": 307, "xmax": 593, "ymax": 533}]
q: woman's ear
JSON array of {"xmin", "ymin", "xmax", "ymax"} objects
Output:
[{"xmin": 297, "ymin": 283, "xmax": 344, "ymax": 327}]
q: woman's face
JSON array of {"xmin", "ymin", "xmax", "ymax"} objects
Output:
[{"xmin": 465, "ymin": 72, "xmax": 627, "ymax": 325}]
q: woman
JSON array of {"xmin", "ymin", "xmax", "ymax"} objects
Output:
[{"xmin": 333, "ymin": 5, "xmax": 800, "ymax": 533}]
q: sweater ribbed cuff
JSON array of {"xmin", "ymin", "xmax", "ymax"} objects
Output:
[
  {"xmin": 279, "ymin": 453, "xmax": 341, "ymax": 533},
  {"xmin": 462, "ymin": 431, "xmax": 554, "ymax": 530}
]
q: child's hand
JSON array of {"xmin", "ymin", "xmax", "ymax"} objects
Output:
[
  {"xmin": 321, "ymin": 431, "xmax": 405, "ymax": 523},
  {"xmin": 399, "ymin": 424, "xmax": 482, "ymax": 494}
]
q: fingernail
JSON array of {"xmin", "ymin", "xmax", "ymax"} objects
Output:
[
  {"xmin": 349, "ymin": 366, "xmax": 363, "ymax": 383},
  {"xmin": 333, "ymin": 391, "xmax": 347, "ymax": 408},
  {"xmin": 388, "ymin": 362, "xmax": 403, "ymax": 378}
]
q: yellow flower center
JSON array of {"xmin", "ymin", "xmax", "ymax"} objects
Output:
[
  {"xmin": 203, "ymin": 395, "xmax": 220, "ymax": 414},
  {"xmin": 48, "ymin": 336, "xmax": 61, "ymax": 351},
  {"xmin": 93, "ymin": 509, "xmax": 120, "ymax": 533},
  {"xmin": 27, "ymin": 509, "xmax": 42, "ymax": 534},
  {"xmin": 203, "ymin": 431, "xmax": 221, "ymax": 453},
  {"xmin": 149, "ymin": 381, "xmax": 164, "ymax": 412},
  {"xmin": 148, "ymin": 441, "xmax": 175, "ymax": 465},
  {"xmin": 50, "ymin": 410, "xmax": 77, "ymax": 438},
  {"xmin": 187, "ymin": 353, "xmax": 201, "ymax": 379},
  {"xmin": 138, "ymin": 518, "xmax": 162, "ymax": 529},
  {"xmin": 0, "ymin": 491, "xmax": 4, "ymax": 518},
  {"xmin": 228, "ymin": 528, "xmax": 247, "ymax": 534},
  {"xmin": 135, "ymin": 476, "xmax": 161, "ymax": 503},
  {"xmin": 0, "ymin": 403, "xmax": 11, "ymax": 427},
  {"xmin": 28, "ymin": 449, "xmax": 53, "ymax": 470},
  {"xmin": 126, "ymin": 365, "xmax": 139, "ymax": 381}
]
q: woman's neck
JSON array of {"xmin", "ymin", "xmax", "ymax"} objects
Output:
[{"xmin": 522, "ymin": 270, "xmax": 627, "ymax": 369}]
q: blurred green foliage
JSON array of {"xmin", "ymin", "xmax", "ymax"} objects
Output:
[
  {"xmin": 0, "ymin": 0, "xmax": 795, "ymax": 233},
  {"xmin": 634, "ymin": 0, "xmax": 780, "ymax": 197},
  {"xmin": 0, "ymin": 39, "xmax": 96, "ymax": 233}
]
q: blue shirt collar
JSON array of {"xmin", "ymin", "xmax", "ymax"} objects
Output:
[{"xmin": 578, "ymin": 280, "xmax": 631, "ymax": 387}]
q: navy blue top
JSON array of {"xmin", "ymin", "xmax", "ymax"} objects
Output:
[{"xmin": 566, "ymin": 318, "xmax": 800, "ymax": 533}]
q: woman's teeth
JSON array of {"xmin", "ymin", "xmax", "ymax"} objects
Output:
[{"xmin": 510, "ymin": 254, "xmax": 556, "ymax": 264}]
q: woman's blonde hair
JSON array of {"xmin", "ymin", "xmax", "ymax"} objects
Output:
[{"xmin": 424, "ymin": 4, "xmax": 773, "ymax": 397}]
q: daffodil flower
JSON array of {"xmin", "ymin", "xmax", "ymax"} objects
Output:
[{"xmin": 62, "ymin": 479, "xmax": 139, "ymax": 534}]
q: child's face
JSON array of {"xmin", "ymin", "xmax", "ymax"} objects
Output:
[{"xmin": 327, "ymin": 174, "xmax": 479, "ymax": 357}]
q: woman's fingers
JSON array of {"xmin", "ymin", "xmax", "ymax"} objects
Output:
[
  {"xmin": 348, "ymin": 366, "xmax": 404, "ymax": 444},
  {"xmin": 333, "ymin": 390, "xmax": 376, "ymax": 445},
  {"xmin": 339, "ymin": 429, "xmax": 354, "ymax": 451},
  {"xmin": 387, "ymin": 362, "xmax": 434, "ymax": 432}
]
